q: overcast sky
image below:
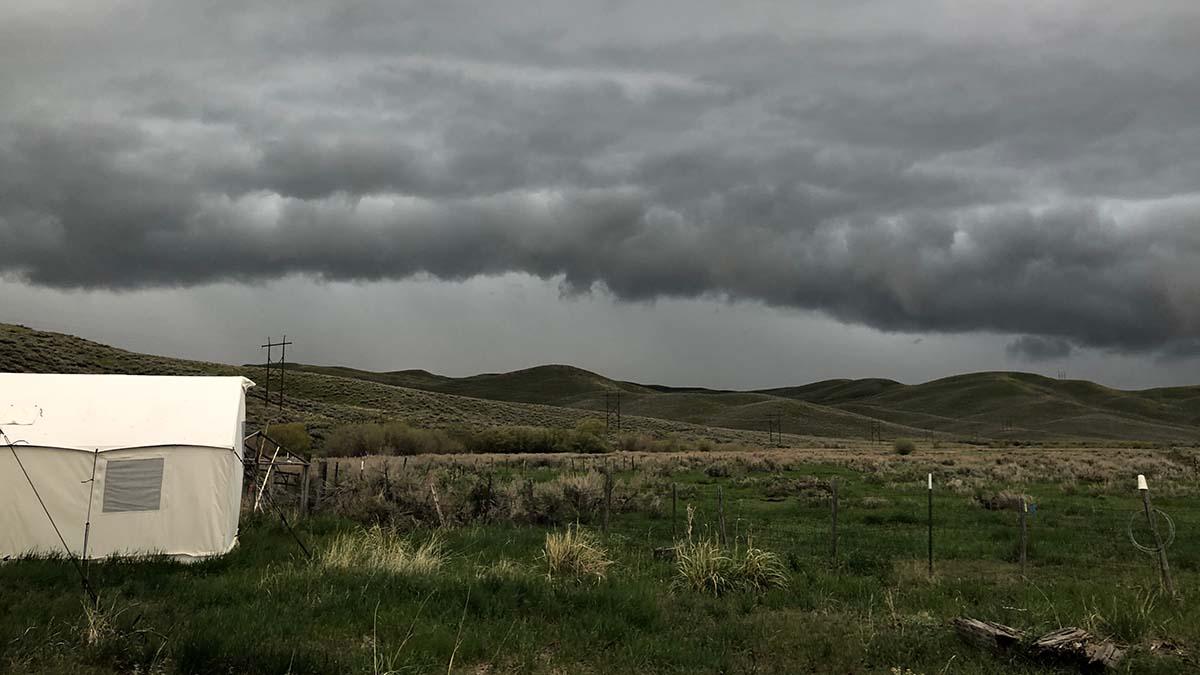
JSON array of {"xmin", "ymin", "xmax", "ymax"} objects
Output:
[{"xmin": 2, "ymin": 1, "xmax": 1199, "ymax": 390}]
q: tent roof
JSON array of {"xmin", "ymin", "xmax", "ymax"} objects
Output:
[{"xmin": 0, "ymin": 374, "xmax": 254, "ymax": 451}]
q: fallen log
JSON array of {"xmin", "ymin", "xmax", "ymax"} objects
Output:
[
  {"xmin": 953, "ymin": 618, "xmax": 1124, "ymax": 672},
  {"xmin": 952, "ymin": 617, "xmax": 1025, "ymax": 653},
  {"xmin": 1033, "ymin": 627, "xmax": 1124, "ymax": 672}
]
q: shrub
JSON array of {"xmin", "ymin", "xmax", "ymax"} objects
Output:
[
  {"xmin": 381, "ymin": 422, "xmax": 465, "ymax": 455},
  {"xmin": 465, "ymin": 426, "xmax": 611, "ymax": 454},
  {"xmin": 574, "ymin": 417, "xmax": 606, "ymax": 436},
  {"xmin": 323, "ymin": 424, "xmax": 386, "ymax": 457},
  {"xmin": 704, "ymin": 461, "xmax": 734, "ymax": 478},
  {"xmin": 269, "ymin": 423, "xmax": 312, "ymax": 457},
  {"xmin": 320, "ymin": 422, "xmax": 465, "ymax": 456},
  {"xmin": 543, "ymin": 525, "xmax": 612, "ymax": 583},
  {"xmin": 894, "ymin": 438, "xmax": 917, "ymax": 455}
]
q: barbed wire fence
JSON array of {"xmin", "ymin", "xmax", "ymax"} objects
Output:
[{"xmin": 285, "ymin": 452, "xmax": 1191, "ymax": 594}]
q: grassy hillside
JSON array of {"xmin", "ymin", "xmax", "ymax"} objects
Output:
[
  {"xmin": 290, "ymin": 362, "xmax": 1200, "ymax": 444},
  {"xmin": 4, "ymin": 322, "xmax": 1198, "ymax": 444},
  {"xmin": 287, "ymin": 363, "xmax": 929, "ymax": 441},
  {"xmin": 0, "ymin": 324, "xmax": 810, "ymax": 447}
]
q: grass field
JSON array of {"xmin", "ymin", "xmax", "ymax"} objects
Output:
[
  {"xmin": 4, "ymin": 323, "xmax": 1200, "ymax": 672},
  {"xmin": 3, "ymin": 443, "xmax": 1199, "ymax": 674}
]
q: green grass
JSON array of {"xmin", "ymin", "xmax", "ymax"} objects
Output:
[{"xmin": 4, "ymin": 455, "xmax": 1200, "ymax": 674}]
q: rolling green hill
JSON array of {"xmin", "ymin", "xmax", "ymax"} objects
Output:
[
  {"xmin": 287, "ymin": 362, "xmax": 1200, "ymax": 444},
  {"xmin": 285, "ymin": 363, "xmax": 929, "ymax": 440},
  {"xmin": 4, "ymin": 322, "xmax": 1198, "ymax": 444},
  {"xmin": 0, "ymin": 324, "xmax": 818, "ymax": 446}
]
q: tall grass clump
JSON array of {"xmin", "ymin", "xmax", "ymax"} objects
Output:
[
  {"xmin": 673, "ymin": 540, "xmax": 787, "ymax": 596},
  {"xmin": 542, "ymin": 525, "xmax": 613, "ymax": 583},
  {"xmin": 672, "ymin": 505, "xmax": 786, "ymax": 595},
  {"xmin": 1085, "ymin": 587, "xmax": 1161, "ymax": 644},
  {"xmin": 79, "ymin": 597, "xmax": 170, "ymax": 672},
  {"xmin": 321, "ymin": 525, "xmax": 447, "ymax": 574}
]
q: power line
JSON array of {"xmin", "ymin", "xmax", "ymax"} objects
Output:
[{"xmin": 260, "ymin": 335, "xmax": 294, "ymax": 411}]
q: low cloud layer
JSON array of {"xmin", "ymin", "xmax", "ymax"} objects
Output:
[
  {"xmin": 2, "ymin": 1, "xmax": 1200, "ymax": 357},
  {"xmin": 1006, "ymin": 335, "xmax": 1073, "ymax": 362}
]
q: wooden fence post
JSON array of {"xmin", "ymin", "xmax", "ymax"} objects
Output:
[
  {"xmin": 430, "ymin": 483, "xmax": 446, "ymax": 528},
  {"xmin": 299, "ymin": 466, "xmax": 310, "ymax": 516},
  {"xmin": 1139, "ymin": 474, "xmax": 1175, "ymax": 597},
  {"xmin": 316, "ymin": 459, "xmax": 327, "ymax": 511}
]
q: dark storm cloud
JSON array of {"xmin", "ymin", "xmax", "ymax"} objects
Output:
[
  {"xmin": 1007, "ymin": 335, "xmax": 1073, "ymax": 362},
  {"xmin": 2, "ymin": 1, "xmax": 1200, "ymax": 356}
]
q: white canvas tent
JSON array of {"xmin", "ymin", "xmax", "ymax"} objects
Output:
[{"xmin": 1, "ymin": 373, "xmax": 253, "ymax": 561}]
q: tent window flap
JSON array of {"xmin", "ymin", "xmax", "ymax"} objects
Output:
[{"xmin": 102, "ymin": 458, "xmax": 164, "ymax": 512}]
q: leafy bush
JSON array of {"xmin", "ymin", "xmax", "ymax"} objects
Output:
[
  {"xmin": 574, "ymin": 417, "xmax": 606, "ymax": 436},
  {"xmin": 320, "ymin": 422, "xmax": 464, "ymax": 457},
  {"xmin": 268, "ymin": 422, "xmax": 311, "ymax": 457},
  {"xmin": 465, "ymin": 425, "xmax": 609, "ymax": 454},
  {"xmin": 704, "ymin": 461, "xmax": 734, "ymax": 478},
  {"xmin": 323, "ymin": 423, "xmax": 386, "ymax": 457},
  {"xmin": 894, "ymin": 438, "xmax": 916, "ymax": 455}
]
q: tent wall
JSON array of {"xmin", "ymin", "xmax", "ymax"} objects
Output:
[{"xmin": 0, "ymin": 445, "xmax": 243, "ymax": 560}]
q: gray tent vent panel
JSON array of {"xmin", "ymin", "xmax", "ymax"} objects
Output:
[{"xmin": 102, "ymin": 458, "xmax": 165, "ymax": 512}]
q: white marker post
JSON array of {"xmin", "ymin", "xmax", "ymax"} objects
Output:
[
  {"xmin": 1139, "ymin": 474, "xmax": 1175, "ymax": 596},
  {"xmin": 927, "ymin": 473, "xmax": 934, "ymax": 577}
]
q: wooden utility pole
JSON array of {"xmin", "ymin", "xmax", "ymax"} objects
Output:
[{"xmin": 1138, "ymin": 474, "xmax": 1175, "ymax": 597}]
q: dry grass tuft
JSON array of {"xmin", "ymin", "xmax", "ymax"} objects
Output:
[
  {"xmin": 673, "ymin": 539, "xmax": 788, "ymax": 596},
  {"xmin": 321, "ymin": 525, "xmax": 448, "ymax": 574},
  {"xmin": 542, "ymin": 525, "xmax": 613, "ymax": 583},
  {"xmin": 475, "ymin": 558, "xmax": 530, "ymax": 581}
]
